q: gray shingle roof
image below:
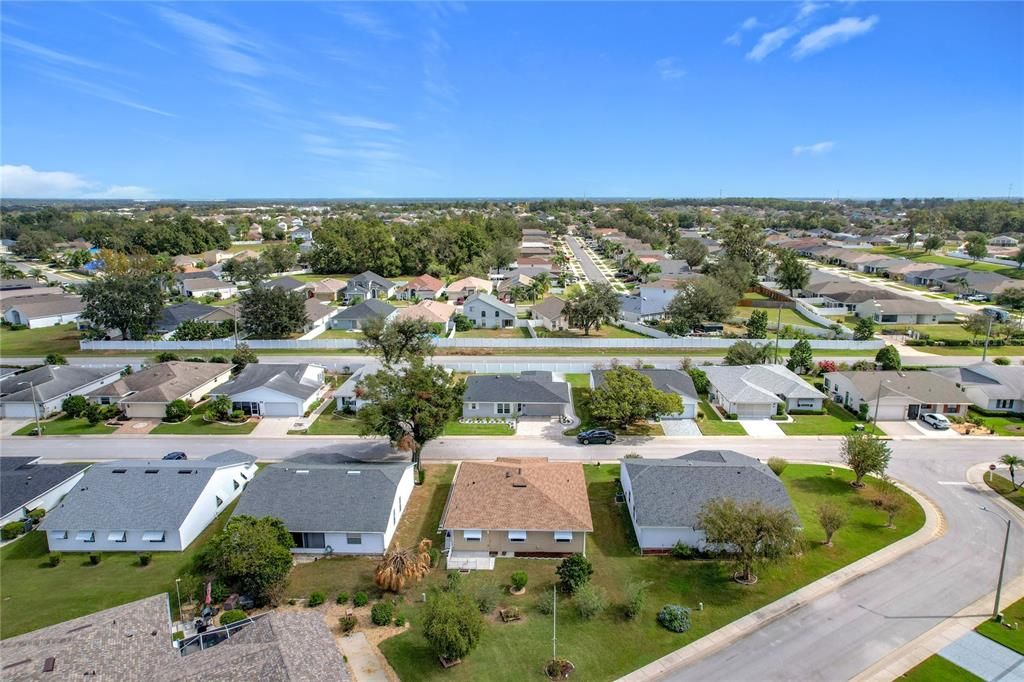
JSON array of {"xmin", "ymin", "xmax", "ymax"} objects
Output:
[
  {"xmin": 347, "ymin": 270, "xmax": 396, "ymax": 291},
  {"xmin": 335, "ymin": 299, "xmax": 396, "ymax": 320},
  {"xmin": 464, "ymin": 373, "xmax": 570, "ymax": 404},
  {"xmin": 592, "ymin": 369, "xmax": 698, "ymax": 402},
  {"xmin": 267, "ymin": 276, "xmax": 307, "ymax": 291},
  {"xmin": 217, "ymin": 364, "xmax": 323, "ymax": 401},
  {"xmin": 233, "ymin": 462, "xmax": 411, "ymax": 533},
  {"xmin": 623, "ymin": 451, "xmax": 795, "ymax": 528},
  {"xmin": 531, "ymin": 296, "xmax": 566, "ymax": 320},
  {"xmin": 703, "ymin": 365, "xmax": 824, "ymax": 404},
  {"xmin": 464, "ymin": 292, "xmax": 516, "ymax": 316},
  {"xmin": 40, "ymin": 451, "xmax": 254, "ymax": 532},
  {"xmin": 0, "ymin": 365, "xmax": 124, "ymax": 403},
  {"xmin": 830, "ymin": 370, "xmax": 970, "ymax": 404},
  {"xmin": 155, "ymin": 302, "xmax": 218, "ymax": 332},
  {"xmin": 931, "ymin": 363, "xmax": 1024, "ymax": 400},
  {"xmin": 1, "ymin": 458, "xmax": 88, "ymax": 517}
]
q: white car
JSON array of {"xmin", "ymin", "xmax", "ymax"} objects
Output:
[{"xmin": 920, "ymin": 413, "xmax": 951, "ymax": 430}]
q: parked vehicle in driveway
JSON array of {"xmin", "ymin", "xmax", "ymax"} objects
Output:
[
  {"xmin": 919, "ymin": 413, "xmax": 951, "ymax": 430},
  {"xmin": 162, "ymin": 451, "xmax": 188, "ymax": 460},
  {"xmin": 577, "ymin": 429, "xmax": 616, "ymax": 445}
]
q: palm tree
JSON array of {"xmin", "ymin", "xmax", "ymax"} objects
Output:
[
  {"xmin": 374, "ymin": 538, "xmax": 433, "ymax": 592},
  {"xmin": 533, "ymin": 272, "xmax": 550, "ymax": 299},
  {"xmin": 637, "ymin": 262, "xmax": 660, "ymax": 283},
  {"xmin": 999, "ymin": 454, "xmax": 1024, "ymax": 490}
]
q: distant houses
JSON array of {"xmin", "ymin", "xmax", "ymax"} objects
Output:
[{"xmin": 0, "ymin": 365, "xmax": 125, "ymax": 419}]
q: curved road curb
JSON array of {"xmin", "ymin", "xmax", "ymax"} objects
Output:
[{"xmin": 618, "ymin": 473, "xmax": 945, "ymax": 682}]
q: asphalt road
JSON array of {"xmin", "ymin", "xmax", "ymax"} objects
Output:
[
  {"xmin": 565, "ymin": 235, "xmax": 612, "ymax": 285},
  {"xmin": 810, "ymin": 262, "xmax": 979, "ymax": 317}
]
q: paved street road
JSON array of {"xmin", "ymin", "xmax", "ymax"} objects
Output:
[{"xmin": 565, "ymin": 234, "xmax": 613, "ymax": 285}]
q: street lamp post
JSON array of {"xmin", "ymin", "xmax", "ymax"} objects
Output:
[
  {"xmin": 982, "ymin": 313, "xmax": 995, "ymax": 362},
  {"xmin": 175, "ymin": 578, "xmax": 184, "ymax": 627},
  {"xmin": 980, "ymin": 505, "xmax": 1012, "ymax": 620},
  {"xmin": 773, "ymin": 299, "xmax": 783, "ymax": 364}
]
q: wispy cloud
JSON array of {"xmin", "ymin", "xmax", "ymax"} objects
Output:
[
  {"xmin": 746, "ymin": 27, "xmax": 797, "ymax": 61},
  {"xmin": 27, "ymin": 66, "xmax": 176, "ymax": 117},
  {"xmin": 328, "ymin": 114, "xmax": 398, "ymax": 131},
  {"xmin": 797, "ymin": 2, "xmax": 828, "ymax": 20},
  {"xmin": 334, "ymin": 6, "xmax": 399, "ymax": 40},
  {"xmin": 724, "ymin": 16, "xmax": 759, "ymax": 46},
  {"xmin": 3, "ymin": 34, "xmax": 122, "ymax": 73},
  {"xmin": 1, "ymin": 164, "xmax": 154, "ymax": 199},
  {"xmin": 422, "ymin": 26, "xmax": 455, "ymax": 107},
  {"xmin": 793, "ymin": 15, "xmax": 879, "ymax": 59},
  {"xmin": 792, "ymin": 141, "xmax": 835, "ymax": 156},
  {"xmin": 158, "ymin": 7, "xmax": 264, "ymax": 76},
  {"xmin": 655, "ymin": 57, "xmax": 686, "ymax": 81}
]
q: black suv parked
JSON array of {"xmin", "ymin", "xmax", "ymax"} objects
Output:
[{"xmin": 576, "ymin": 429, "xmax": 616, "ymax": 445}]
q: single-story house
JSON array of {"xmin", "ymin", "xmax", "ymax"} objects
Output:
[
  {"xmin": 1, "ymin": 292, "xmax": 84, "ymax": 328},
  {"xmin": 87, "ymin": 361, "xmax": 234, "ymax": 419},
  {"xmin": 0, "ymin": 365, "xmax": 125, "ymax": 419},
  {"xmin": 463, "ymin": 292, "xmax": 516, "ymax": 328},
  {"xmin": 462, "ymin": 371, "xmax": 571, "ymax": 418},
  {"xmin": 40, "ymin": 450, "xmax": 257, "ymax": 552},
  {"xmin": 302, "ymin": 297, "xmax": 337, "ymax": 333},
  {"xmin": 990, "ymin": 235, "xmax": 1020, "ymax": 247},
  {"xmin": 853, "ymin": 299, "xmax": 957, "ymax": 324},
  {"xmin": 0, "ymin": 457, "xmax": 89, "ymax": 528},
  {"xmin": 330, "ymin": 299, "xmax": 397, "ymax": 330},
  {"xmin": 822, "ymin": 371, "xmax": 971, "ymax": 421},
  {"xmin": 343, "ymin": 271, "xmax": 397, "ymax": 303},
  {"xmin": 335, "ymin": 366, "xmax": 371, "ymax": 411},
  {"xmin": 591, "ymin": 368, "xmax": 699, "ymax": 419},
  {"xmin": 216, "ymin": 363, "xmax": 327, "ymax": 417},
  {"xmin": 267, "ymin": 276, "xmax": 308, "ymax": 293},
  {"xmin": 904, "ymin": 266, "xmax": 970, "ymax": 288},
  {"xmin": 0, "ymin": 277, "xmax": 47, "ymax": 292},
  {"xmin": 496, "ymin": 274, "xmax": 535, "ymax": 302},
  {"xmin": 884, "ymin": 261, "xmax": 939, "ymax": 281},
  {"xmin": 446, "ymin": 276, "xmax": 492, "ymax": 304},
  {"xmin": 306, "ymin": 277, "xmax": 347, "ymax": 302},
  {"xmin": 930, "ymin": 363, "xmax": 1024, "ymax": 413},
  {"xmin": 531, "ymin": 296, "xmax": 569, "ymax": 331},
  {"xmin": 937, "ymin": 271, "xmax": 1021, "ymax": 299},
  {"xmin": 179, "ymin": 277, "xmax": 238, "ymax": 299},
  {"xmin": 397, "ymin": 274, "xmax": 445, "ymax": 300},
  {"xmin": 200, "ymin": 249, "xmax": 233, "ymax": 266},
  {"xmin": 440, "ymin": 458, "xmax": 594, "ymax": 568},
  {"xmin": 703, "ymin": 364, "xmax": 826, "ymax": 418},
  {"xmin": 621, "ymin": 450, "xmax": 796, "ymax": 553},
  {"xmin": 154, "ymin": 301, "xmax": 218, "ymax": 336},
  {"xmin": 395, "ymin": 299, "xmax": 456, "ymax": 330},
  {"xmin": 233, "ymin": 459, "xmax": 414, "ymax": 555}
]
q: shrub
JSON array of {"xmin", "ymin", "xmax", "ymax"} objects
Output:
[
  {"xmin": 165, "ymin": 399, "xmax": 190, "ymax": 422},
  {"xmin": 858, "ymin": 403, "xmax": 871, "ymax": 421},
  {"xmin": 205, "ymin": 395, "xmax": 232, "ymax": 422},
  {"xmin": 395, "ymin": 614, "xmax": 407, "ymax": 627},
  {"xmin": 428, "ymin": 547, "xmax": 441, "ymax": 568},
  {"xmin": 156, "ymin": 351, "xmax": 181, "ymax": 363},
  {"xmin": 353, "ymin": 591, "xmax": 369, "ymax": 607},
  {"xmin": 27, "ymin": 508, "xmax": 46, "ymax": 523},
  {"xmin": 556, "ymin": 553, "xmax": 593, "ymax": 593},
  {"xmin": 186, "ymin": 356, "xmax": 206, "ymax": 363},
  {"xmin": 510, "ymin": 571, "xmax": 529, "ymax": 591},
  {"xmin": 445, "ymin": 572, "xmax": 464, "ymax": 593},
  {"xmin": 336, "ymin": 592, "xmax": 349, "ymax": 605},
  {"xmin": 995, "ymin": 357, "xmax": 1011, "ymax": 366},
  {"xmin": 88, "ymin": 552, "xmax": 102, "ymax": 565},
  {"xmin": 48, "ymin": 552, "xmax": 62, "ymax": 567},
  {"xmin": 546, "ymin": 658, "xmax": 575, "ymax": 680},
  {"xmin": 1, "ymin": 521, "xmax": 25, "ymax": 541},
  {"xmin": 422, "ymin": 588, "xmax": 484, "ymax": 662},
  {"xmin": 535, "ymin": 593, "xmax": 554, "ymax": 615},
  {"xmin": 62, "ymin": 395, "xmax": 89, "ymax": 418},
  {"xmin": 875, "ymin": 345, "xmax": 902, "ymax": 371},
  {"xmin": 624, "ymin": 580, "xmax": 652, "ymax": 620},
  {"xmin": 45, "ymin": 352, "xmax": 68, "ymax": 365},
  {"xmin": 574, "ymin": 584, "xmax": 607, "ymax": 619},
  {"xmin": 220, "ymin": 609, "xmax": 248, "ymax": 625},
  {"xmin": 138, "ymin": 552, "xmax": 152, "ymax": 566},
  {"xmin": 339, "ymin": 615, "xmax": 357, "ymax": 633},
  {"xmin": 727, "ymin": 412, "xmax": 739, "ymax": 420},
  {"xmin": 371, "ymin": 600, "xmax": 395, "ymax": 625},
  {"xmin": 85, "ymin": 403, "xmax": 103, "ymax": 425},
  {"xmin": 657, "ymin": 605, "xmax": 692, "ymax": 633},
  {"xmin": 767, "ymin": 457, "xmax": 788, "ymax": 476},
  {"xmin": 687, "ymin": 367, "xmax": 709, "ymax": 394},
  {"xmin": 308, "ymin": 592, "xmax": 326, "ymax": 608},
  {"xmin": 475, "ymin": 583, "xmax": 501, "ymax": 613},
  {"xmin": 209, "ymin": 355, "xmax": 230, "ymax": 364},
  {"xmin": 671, "ymin": 541, "xmax": 694, "ymax": 559}
]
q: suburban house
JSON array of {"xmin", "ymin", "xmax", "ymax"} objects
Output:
[
  {"xmin": 937, "ymin": 271, "xmax": 1023, "ymax": 299},
  {"xmin": 496, "ymin": 273, "xmax": 536, "ymax": 302},
  {"xmin": 397, "ymin": 274, "xmax": 445, "ymax": 300},
  {"xmin": 154, "ymin": 301, "xmax": 218, "ymax": 336},
  {"xmin": 885, "ymin": 261, "xmax": 939, "ymax": 282},
  {"xmin": 1, "ymin": 291, "xmax": 84, "ymax": 328},
  {"xmin": 335, "ymin": 366, "xmax": 372, "ymax": 411},
  {"xmin": 440, "ymin": 458, "xmax": 594, "ymax": 569},
  {"xmin": 266, "ymin": 276, "xmax": 309, "ymax": 293},
  {"xmin": 216, "ymin": 363, "xmax": 327, "ymax": 417},
  {"xmin": 621, "ymin": 450, "xmax": 796, "ymax": 553},
  {"xmin": 0, "ymin": 277, "xmax": 47, "ymax": 292},
  {"xmin": 343, "ymin": 271, "xmax": 398, "ymax": 303},
  {"xmin": 931, "ymin": 363, "xmax": 1024, "ymax": 413},
  {"xmin": 445, "ymin": 276, "xmax": 492, "ymax": 304},
  {"xmin": 233, "ymin": 459, "xmax": 415, "ymax": 555},
  {"xmin": 302, "ymin": 297, "xmax": 338, "ymax": 333},
  {"xmin": 823, "ymin": 371, "xmax": 971, "ymax": 421},
  {"xmin": 463, "ymin": 292, "xmax": 516, "ymax": 328},
  {"xmin": 989, "ymin": 234, "xmax": 1020, "ymax": 247},
  {"xmin": 306, "ymin": 277, "xmax": 347, "ymax": 302},
  {"xmin": 591, "ymin": 368, "xmax": 699, "ymax": 419},
  {"xmin": 0, "ymin": 365, "xmax": 125, "ymax": 419},
  {"xmin": 853, "ymin": 299, "xmax": 957, "ymax": 324},
  {"xmin": 394, "ymin": 299, "xmax": 456, "ymax": 330},
  {"xmin": 703, "ymin": 364, "xmax": 826, "ymax": 418},
  {"xmin": 179, "ymin": 277, "xmax": 238, "ymax": 299},
  {"xmin": 462, "ymin": 372, "xmax": 571, "ymax": 418},
  {"xmin": 636, "ymin": 279, "xmax": 686, "ymax": 316},
  {"xmin": 903, "ymin": 266, "xmax": 970, "ymax": 288},
  {"xmin": 531, "ymin": 296, "xmax": 569, "ymax": 331},
  {"xmin": 87, "ymin": 361, "xmax": 234, "ymax": 419},
  {"xmin": 330, "ymin": 299, "xmax": 397, "ymax": 330},
  {"xmin": 40, "ymin": 450, "xmax": 257, "ymax": 552},
  {"xmin": 0, "ymin": 457, "xmax": 89, "ymax": 528}
]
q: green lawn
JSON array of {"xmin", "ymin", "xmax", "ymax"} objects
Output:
[
  {"xmin": 970, "ymin": 407, "xmax": 1024, "ymax": 436},
  {"xmin": 535, "ymin": 325, "xmax": 649, "ymax": 339},
  {"xmin": 316, "ymin": 329, "xmax": 365, "ymax": 340},
  {"xmin": 982, "ymin": 472, "xmax": 1024, "ymax": 512},
  {"xmin": 899, "ymin": 656, "xmax": 981, "ymax": 681},
  {"xmin": 0, "ymin": 503, "xmax": 236, "ymax": 639},
  {"xmin": 0, "ymin": 322, "xmax": 81, "ymax": 356},
  {"xmin": 919, "ymin": 346, "xmax": 1024, "ymax": 357},
  {"xmin": 362, "ymin": 464, "xmax": 924, "ymax": 682},
  {"xmin": 696, "ymin": 399, "xmax": 746, "ymax": 436},
  {"xmin": 442, "ymin": 421, "xmax": 515, "ymax": 436},
  {"xmin": 977, "ymin": 594, "xmax": 1024, "ymax": 654},
  {"xmin": 869, "ymin": 246, "xmax": 1024, "ymax": 280},
  {"xmin": 565, "ymin": 372, "xmax": 591, "ymax": 389},
  {"xmin": 150, "ymin": 404, "xmax": 258, "ymax": 435},
  {"xmin": 457, "ymin": 327, "xmax": 533, "ymax": 338},
  {"xmin": 881, "ymin": 323, "xmax": 974, "ymax": 342},
  {"xmin": 13, "ymin": 415, "xmax": 117, "ymax": 436},
  {"xmin": 292, "ymin": 399, "xmax": 363, "ymax": 435},
  {"xmin": 565, "ymin": 386, "xmax": 664, "ymax": 436},
  {"xmin": 732, "ymin": 305, "xmax": 828, "ymax": 329},
  {"xmin": 779, "ymin": 402, "xmax": 886, "ymax": 436}
]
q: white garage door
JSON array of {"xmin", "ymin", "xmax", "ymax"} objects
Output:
[
  {"xmin": 875, "ymin": 404, "xmax": 907, "ymax": 421},
  {"xmin": 1, "ymin": 402, "xmax": 38, "ymax": 419},
  {"xmin": 262, "ymin": 402, "xmax": 300, "ymax": 417},
  {"xmin": 735, "ymin": 403, "xmax": 775, "ymax": 419}
]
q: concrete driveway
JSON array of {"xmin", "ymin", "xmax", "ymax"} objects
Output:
[
  {"xmin": 660, "ymin": 419, "xmax": 702, "ymax": 437},
  {"xmin": 907, "ymin": 419, "xmax": 962, "ymax": 438},
  {"xmin": 516, "ymin": 417, "xmax": 565, "ymax": 438},
  {"xmin": 877, "ymin": 421, "xmax": 924, "ymax": 437},
  {"xmin": 252, "ymin": 417, "xmax": 302, "ymax": 436},
  {"xmin": 738, "ymin": 419, "xmax": 786, "ymax": 438}
]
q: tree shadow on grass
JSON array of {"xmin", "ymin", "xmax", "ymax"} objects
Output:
[{"xmin": 788, "ymin": 475, "xmax": 855, "ymax": 497}]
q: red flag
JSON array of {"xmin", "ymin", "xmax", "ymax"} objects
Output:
[{"xmin": 205, "ymin": 581, "xmax": 212, "ymax": 606}]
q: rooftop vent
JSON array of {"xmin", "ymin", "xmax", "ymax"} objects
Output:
[
  {"xmin": 177, "ymin": 470, "xmax": 194, "ymax": 475},
  {"xmin": 144, "ymin": 469, "xmax": 159, "ymax": 474},
  {"xmin": 347, "ymin": 471, "xmax": 361, "ymax": 476},
  {"xmin": 295, "ymin": 470, "xmax": 310, "ymax": 474},
  {"xmin": 112, "ymin": 469, "xmax": 127, "ymax": 474}
]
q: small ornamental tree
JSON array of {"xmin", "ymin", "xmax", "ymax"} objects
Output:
[
  {"xmin": 589, "ymin": 366, "xmax": 683, "ymax": 428},
  {"xmin": 1000, "ymin": 454, "xmax": 1024, "ymax": 490},
  {"xmin": 574, "ymin": 584, "xmax": 607, "ymax": 620},
  {"xmin": 815, "ymin": 502, "xmax": 847, "ymax": 546},
  {"xmin": 746, "ymin": 309, "xmax": 768, "ymax": 339},
  {"xmin": 62, "ymin": 395, "xmax": 89, "ymax": 418},
  {"xmin": 555, "ymin": 553, "xmax": 593, "ymax": 593},
  {"xmin": 875, "ymin": 345, "xmax": 902, "ymax": 371},
  {"xmin": 867, "ymin": 479, "xmax": 906, "ymax": 528},
  {"xmin": 232, "ymin": 343, "xmax": 258, "ymax": 368},
  {"xmin": 198, "ymin": 515, "xmax": 294, "ymax": 604},
  {"xmin": 205, "ymin": 395, "xmax": 232, "ymax": 422},
  {"xmin": 165, "ymin": 400, "xmax": 190, "ymax": 423},
  {"xmin": 786, "ymin": 339, "xmax": 814, "ymax": 375},
  {"xmin": 854, "ymin": 317, "xmax": 876, "ymax": 341},
  {"xmin": 623, "ymin": 579, "xmax": 652, "ymax": 620},
  {"xmin": 510, "ymin": 571, "xmax": 528, "ymax": 592},
  {"xmin": 840, "ymin": 432, "xmax": 892, "ymax": 487},
  {"xmin": 421, "ymin": 588, "xmax": 484, "ymax": 663},
  {"xmin": 697, "ymin": 498, "xmax": 799, "ymax": 584},
  {"xmin": 687, "ymin": 367, "xmax": 710, "ymax": 395},
  {"xmin": 45, "ymin": 353, "xmax": 68, "ymax": 366}
]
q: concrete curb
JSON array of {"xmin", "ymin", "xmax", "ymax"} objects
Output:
[{"xmin": 618, "ymin": 474, "xmax": 945, "ymax": 682}]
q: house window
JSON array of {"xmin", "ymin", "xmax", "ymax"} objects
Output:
[
  {"xmin": 823, "ymin": 378, "xmax": 830, "ymax": 390},
  {"xmin": 470, "ymin": 403, "xmax": 478, "ymax": 410},
  {"xmin": 50, "ymin": 531, "xmax": 67, "ymax": 541},
  {"xmin": 797, "ymin": 399, "xmax": 815, "ymax": 408},
  {"xmin": 554, "ymin": 531, "xmax": 573, "ymax": 543},
  {"xmin": 346, "ymin": 533, "xmax": 362, "ymax": 545},
  {"xmin": 108, "ymin": 531, "xmax": 127, "ymax": 543},
  {"xmin": 291, "ymin": 532, "xmax": 325, "ymax": 549},
  {"xmin": 463, "ymin": 529, "xmax": 482, "ymax": 542},
  {"xmin": 142, "ymin": 531, "xmax": 165, "ymax": 542},
  {"xmin": 480, "ymin": 310, "xmax": 487, "ymax": 318},
  {"xmin": 216, "ymin": 496, "xmax": 224, "ymax": 507},
  {"xmin": 233, "ymin": 479, "xmax": 240, "ymax": 490},
  {"xmin": 508, "ymin": 530, "xmax": 527, "ymax": 543},
  {"xmin": 996, "ymin": 399, "xmax": 1015, "ymax": 410},
  {"xmin": 497, "ymin": 403, "xmax": 511, "ymax": 415},
  {"xmin": 76, "ymin": 531, "xmax": 95, "ymax": 542},
  {"xmin": 942, "ymin": 404, "xmax": 959, "ymax": 414}
]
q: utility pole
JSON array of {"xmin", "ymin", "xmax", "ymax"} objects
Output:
[
  {"xmin": 982, "ymin": 313, "xmax": 995, "ymax": 362},
  {"xmin": 773, "ymin": 299, "xmax": 783, "ymax": 364},
  {"xmin": 552, "ymin": 585, "xmax": 557, "ymax": 660},
  {"xmin": 980, "ymin": 506, "xmax": 1012, "ymax": 620},
  {"xmin": 29, "ymin": 381, "xmax": 41, "ymax": 436}
]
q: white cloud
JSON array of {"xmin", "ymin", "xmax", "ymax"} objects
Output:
[
  {"xmin": 335, "ymin": 7, "xmax": 399, "ymax": 40},
  {"xmin": 793, "ymin": 15, "xmax": 879, "ymax": 59},
  {"xmin": 792, "ymin": 141, "xmax": 835, "ymax": 156},
  {"xmin": 0, "ymin": 165, "xmax": 154, "ymax": 199},
  {"xmin": 724, "ymin": 16, "xmax": 759, "ymax": 46},
  {"xmin": 328, "ymin": 114, "xmax": 398, "ymax": 131},
  {"xmin": 158, "ymin": 7, "xmax": 264, "ymax": 76},
  {"xmin": 742, "ymin": 16, "xmax": 759, "ymax": 30},
  {"xmin": 30, "ymin": 68, "xmax": 176, "ymax": 117},
  {"xmin": 797, "ymin": 2, "xmax": 827, "ymax": 20},
  {"xmin": 746, "ymin": 26, "xmax": 797, "ymax": 61},
  {"xmin": 656, "ymin": 57, "xmax": 686, "ymax": 81},
  {"xmin": 2, "ymin": 34, "xmax": 122, "ymax": 73}
]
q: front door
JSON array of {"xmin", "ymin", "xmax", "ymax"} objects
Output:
[{"xmin": 907, "ymin": 404, "xmax": 920, "ymax": 420}]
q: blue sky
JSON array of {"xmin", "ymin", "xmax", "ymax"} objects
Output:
[{"xmin": 2, "ymin": 2, "xmax": 1021, "ymax": 199}]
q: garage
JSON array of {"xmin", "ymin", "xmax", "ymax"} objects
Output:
[
  {"xmin": 873, "ymin": 403, "xmax": 909, "ymax": 421},
  {"xmin": 732, "ymin": 403, "xmax": 775, "ymax": 419},
  {"xmin": 261, "ymin": 402, "xmax": 301, "ymax": 417},
  {"xmin": 1, "ymin": 402, "xmax": 43, "ymax": 419}
]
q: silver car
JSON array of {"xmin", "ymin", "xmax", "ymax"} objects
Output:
[{"xmin": 920, "ymin": 413, "xmax": 951, "ymax": 430}]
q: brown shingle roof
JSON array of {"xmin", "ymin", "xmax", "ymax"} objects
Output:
[
  {"xmin": 441, "ymin": 458, "xmax": 593, "ymax": 532},
  {"xmin": 89, "ymin": 361, "xmax": 232, "ymax": 403}
]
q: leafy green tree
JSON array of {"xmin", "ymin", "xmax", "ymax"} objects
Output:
[
  {"xmin": 1016, "ymin": 248, "xmax": 1024, "ymax": 270},
  {"xmin": 13, "ymin": 231, "xmax": 56, "ymax": 260},
  {"xmin": 840, "ymin": 432, "xmax": 892, "ymax": 486},
  {"xmin": 260, "ymin": 242, "xmax": 299, "ymax": 274},
  {"xmin": 165, "ymin": 399, "xmax": 190, "ymax": 422},
  {"xmin": 786, "ymin": 339, "xmax": 814, "ymax": 374},
  {"xmin": 589, "ymin": 366, "xmax": 683, "ymax": 428},
  {"xmin": 421, "ymin": 588, "xmax": 484, "ymax": 662},
  {"xmin": 357, "ymin": 359, "xmax": 465, "ymax": 469},
  {"xmin": 564, "ymin": 283, "xmax": 620, "ymax": 335},
  {"xmin": 675, "ymin": 238, "xmax": 708, "ymax": 269},
  {"xmin": 904, "ymin": 224, "xmax": 917, "ymax": 251},
  {"xmin": 239, "ymin": 286, "xmax": 308, "ymax": 338},
  {"xmin": 922, "ymin": 234, "xmax": 944, "ymax": 254},
  {"xmin": 996, "ymin": 288, "xmax": 1024, "ymax": 323},
  {"xmin": 227, "ymin": 257, "xmax": 272, "ymax": 285},
  {"xmin": 697, "ymin": 498, "xmax": 799, "ymax": 584},
  {"xmin": 687, "ymin": 367, "xmax": 709, "ymax": 395},
  {"xmin": 724, "ymin": 340, "xmax": 772, "ymax": 366},
  {"xmin": 555, "ymin": 553, "xmax": 593, "ymax": 593},
  {"xmin": 965, "ymin": 232, "xmax": 989, "ymax": 261},
  {"xmin": 815, "ymin": 502, "xmax": 847, "ymax": 546},
  {"xmin": 232, "ymin": 342, "xmax": 258, "ymax": 368},
  {"xmin": 665, "ymin": 277, "xmax": 738, "ymax": 335},
  {"xmin": 854, "ymin": 317, "xmax": 876, "ymax": 341},
  {"xmin": 706, "ymin": 255, "xmax": 754, "ymax": 295},
  {"xmin": 718, "ymin": 216, "xmax": 769, "ymax": 274},
  {"xmin": 81, "ymin": 274, "xmax": 164, "ymax": 340},
  {"xmin": 62, "ymin": 395, "xmax": 89, "ymax": 418},
  {"xmin": 199, "ymin": 516, "xmax": 294, "ymax": 603},
  {"xmin": 775, "ymin": 250, "xmax": 810, "ymax": 296},
  {"xmin": 172, "ymin": 319, "xmax": 233, "ymax": 341},
  {"xmin": 358, "ymin": 316, "xmax": 435, "ymax": 366},
  {"xmin": 45, "ymin": 353, "xmax": 68, "ymax": 365},
  {"xmin": 205, "ymin": 394, "xmax": 232, "ymax": 422},
  {"xmin": 746, "ymin": 309, "xmax": 768, "ymax": 339},
  {"xmin": 874, "ymin": 345, "xmax": 902, "ymax": 371}
]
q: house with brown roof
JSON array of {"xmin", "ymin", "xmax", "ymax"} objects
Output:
[
  {"xmin": 395, "ymin": 299, "xmax": 456, "ymax": 329},
  {"xmin": 439, "ymin": 458, "xmax": 593, "ymax": 570},
  {"xmin": 445, "ymin": 276, "xmax": 492, "ymax": 304},
  {"xmin": 87, "ymin": 361, "xmax": 234, "ymax": 419},
  {"xmin": 531, "ymin": 296, "xmax": 568, "ymax": 331},
  {"xmin": 305, "ymin": 277, "xmax": 346, "ymax": 302},
  {"xmin": 397, "ymin": 274, "xmax": 445, "ymax": 300}
]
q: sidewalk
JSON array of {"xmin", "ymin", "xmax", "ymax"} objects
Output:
[{"xmin": 337, "ymin": 632, "xmax": 389, "ymax": 682}]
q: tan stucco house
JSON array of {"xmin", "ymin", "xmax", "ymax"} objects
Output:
[{"xmin": 87, "ymin": 361, "xmax": 234, "ymax": 419}]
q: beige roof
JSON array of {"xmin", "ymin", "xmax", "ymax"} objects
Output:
[
  {"xmin": 89, "ymin": 361, "xmax": 233, "ymax": 403},
  {"xmin": 531, "ymin": 296, "xmax": 566, "ymax": 320},
  {"xmin": 396, "ymin": 299, "xmax": 455, "ymax": 324},
  {"xmin": 307, "ymin": 277, "xmax": 347, "ymax": 294},
  {"xmin": 304, "ymin": 297, "xmax": 335, "ymax": 322},
  {"xmin": 1, "ymin": 293, "xmax": 83, "ymax": 318},
  {"xmin": 447, "ymin": 276, "xmax": 492, "ymax": 293},
  {"xmin": 400, "ymin": 274, "xmax": 445, "ymax": 292},
  {"xmin": 830, "ymin": 370, "xmax": 970, "ymax": 404},
  {"xmin": 183, "ymin": 277, "xmax": 233, "ymax": 291},
  {"xmin": 0, "ymin": 286, "xmax": 66, "ymax": 302},
  {"xmin": 441, "ymin": 458, "xmax": 593, "ymax": 532}
]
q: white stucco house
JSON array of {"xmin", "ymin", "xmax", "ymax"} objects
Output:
[
  {"xmin": 0, "ymin": 458, "xmax": 89, "ymax": 528},
  {"xmin": 40, "ymin": 451, "xmax": 257, "ymax": 552},
  {"xmin": 216, "ymin": 363, "xmax": 327, "ymax": 417},
  {"xmin": 931, "ymin": 363, "xmax": 1024, "ymax": 413},
  {"xmin": 179, "ymin": 277, "xmax": 238, "ymax": 299},
  {"xmin": 823, "ymin": 371, "xmax": 971, "ymax": 421},
  {"xmin": 0, "ymin": 365, "xmax": 125, "ymax": 419},
  {"xmin": 2, "ymin": 293, "xmax": 84, "ymax": 329},
  {"xmin": 463, "ymin": 292, "xmax": 516, "ymax": 329},
  {"xmin": 703, "ymin": 364, "xmax": 825, "ymax": 418}
]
